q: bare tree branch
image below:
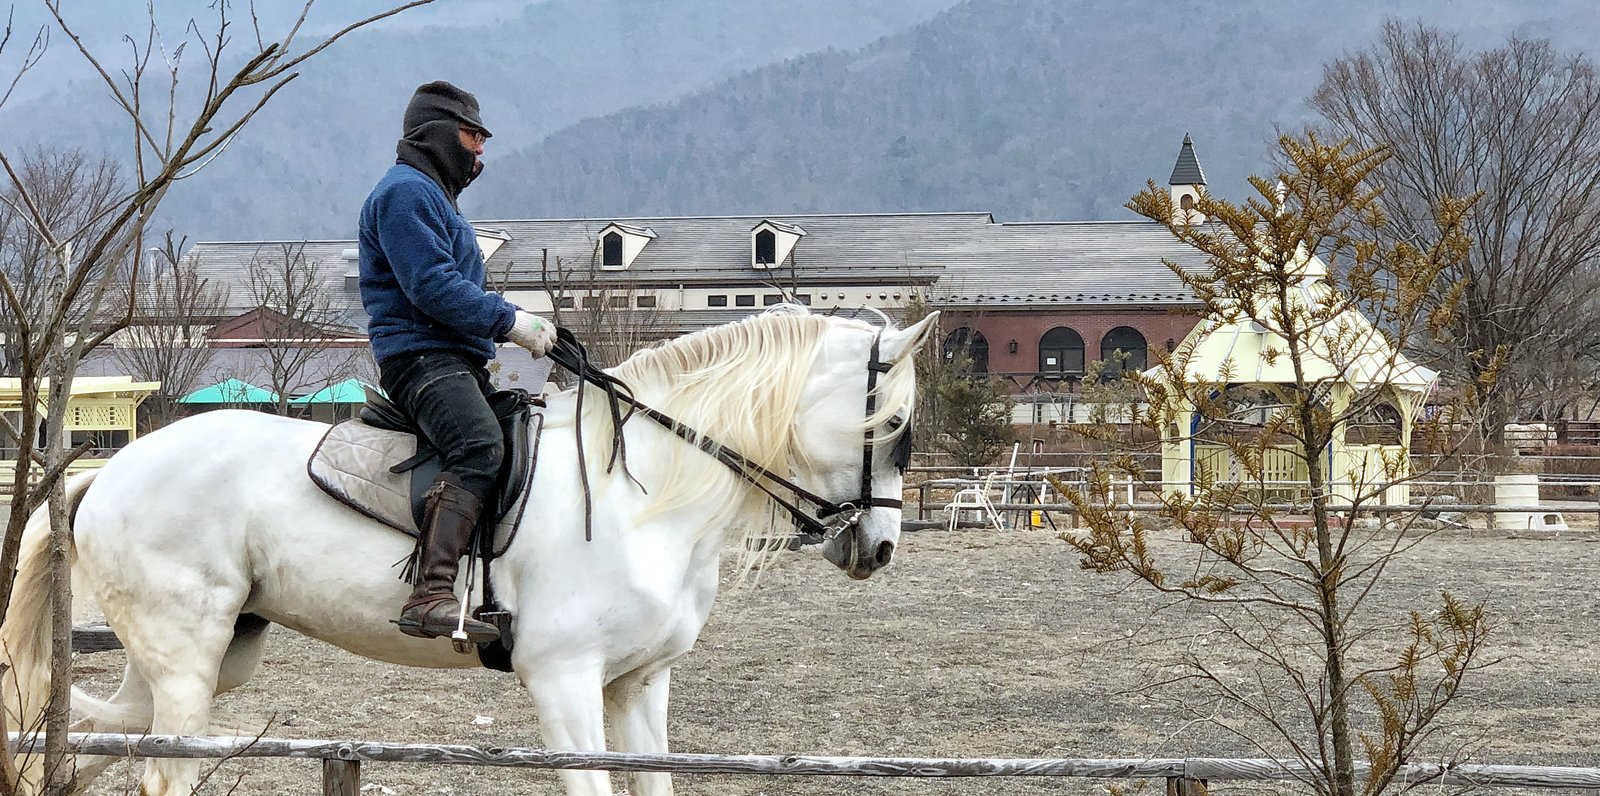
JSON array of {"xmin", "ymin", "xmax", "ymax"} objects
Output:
[
  {"xmin": 112, "ymin": 231, "xmax": 228, "ymax": 429},
  {"xmin": 0, "ymin": 3, "xmax": 436, "ymax": 789},
  {"xmin": 0, "ymin": 8, "xmax": 47, "ymax": 112},
  {"xmin": 1313, "ymin": 22, "xmax": 1600, "ymax": 450},
  {"xmin": 238, "ymin": 242, "xmax": 368, "ymax": 416}
]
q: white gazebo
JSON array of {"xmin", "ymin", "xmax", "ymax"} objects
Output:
[{"xmin": 1151, "ymin": 252, "xmax": 1436, "ymax": 504}]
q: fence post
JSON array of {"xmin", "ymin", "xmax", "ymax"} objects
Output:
[
  {"xmin": 323, "ymin": 759, "xmax": 360, "ymax": 796},
  {"xmin": 1166, "ymin": 775, "xmax": 1207, "ymax": 795}
]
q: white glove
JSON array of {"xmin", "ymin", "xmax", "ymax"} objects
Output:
[{"xmin": 507, "ymin": 310, "xmax": 557, "ymax": 358}]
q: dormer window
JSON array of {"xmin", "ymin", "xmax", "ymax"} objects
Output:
[
  {"xmin": 750, "ymin": 220, "xmax": 805, "ymax": 269},
  {"xmin": 341, "ymin": 247, "xmax": 359, "ymax": 290},
  {"xmin": 755, "ymin": 230, "xmax": 776, "ymax": 266},
  {"xmin": 596, "ymin": 222, "xmax": 657, "ymax": 270},
  {"xmin": 602, "ymin": 232, "xmax": 623, "ymax": 267},
  {"xmin": 473, "ymin": 225, "xmax": 511, "ymax": 261}
]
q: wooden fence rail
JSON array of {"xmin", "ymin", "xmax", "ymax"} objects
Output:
[{"xmin": 13, "ymin": 733, "xmax": 1600, "ymax": 791}]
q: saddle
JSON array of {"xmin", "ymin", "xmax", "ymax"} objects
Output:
[
  {"xmin": 308, "ymin": 385, "xmax": 542, "ymax": 537},
  {"xmin": 307, "ymin": 384, "xmax": 544, "ymax": 672}
]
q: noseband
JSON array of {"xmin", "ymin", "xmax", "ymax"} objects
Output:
[{"xmin": 548, "ymin": 328, "xmax": 908, "ymax": 542}]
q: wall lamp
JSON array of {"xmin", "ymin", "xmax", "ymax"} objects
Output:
[{"xmin": 1008, "ymin": 339, "xmax": 1018, "ymax": 354}]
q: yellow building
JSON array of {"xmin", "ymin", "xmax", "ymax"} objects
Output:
[
  {"xmin": 1152, "ymin": 253, "xmax": 1435, "ymax": 505},
  {"xmin": 0, "ymin": 376, "xmax": 161, "ymax": 489}
]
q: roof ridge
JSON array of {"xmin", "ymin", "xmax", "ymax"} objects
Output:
[
  {"xmin": 996, "ymin": 219, "xmax": 1164, "ymax": 227},
  {"xmin": 191, "ymin": 238, "xmax": 356, "ymax": 246},
  {"xmin": 474, "ymin": 211, "xmax": 998, "ymax": 224}
]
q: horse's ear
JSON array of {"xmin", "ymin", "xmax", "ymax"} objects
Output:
[{"xmin": 881, "ymin": 311, "xmax": 940, "ymax": 363}]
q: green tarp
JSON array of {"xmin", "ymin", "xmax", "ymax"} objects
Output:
[
  {"xmin": 289, "ymin": 378, "xmax": 369, "ymax": 405},
  {"xmin": 179, "ymin": 378, "xmax": 280, "ymax": 404}
]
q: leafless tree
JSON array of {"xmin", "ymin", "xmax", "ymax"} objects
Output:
[
  {"xmin": 0, "ymin": 2, "xmax": 434, "ymax": 791},
  {"xmin": 240, "ymin": 242, "xmax": 366, "ymax": 416},
  {"xmin": 110, "ymin": 231, "xmax": 230, "ymax": 429},
  {"xmin": 1311, "ymin": 22, "xmax": 1600, "ymax": 453},
  {"xmin": 0, "ymin": 150, "xmax": 124, "ymax": 377},
  {"xmin": 540, "ymin": 244, "xmax": 671, "ymax": 375},
  {"xmin": 0, "ymin": 145, "xmax": 132, "ymax": 796}
]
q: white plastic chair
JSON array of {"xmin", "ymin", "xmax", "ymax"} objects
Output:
[{"xmin": 946, "ymin": 473, "xmax": 1005, "ymax": 531}]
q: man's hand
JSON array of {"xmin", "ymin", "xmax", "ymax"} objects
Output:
[{"xmin": 507, "ymin": 310, "xmax": 557, "ymax": 358}]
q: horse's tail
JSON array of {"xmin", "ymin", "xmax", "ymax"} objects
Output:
[{"xmin": 0, "ymin": 470, "xmax": 97, "ymax": 786}]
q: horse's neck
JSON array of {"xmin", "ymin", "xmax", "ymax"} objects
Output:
[{"xmin": 545, "ymin": 380, "xmax": 787, "ymax": 551}]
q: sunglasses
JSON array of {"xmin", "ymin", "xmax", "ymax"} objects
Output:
[{"xmin": 460, "ymin": 127, "xmax": 487, "ymax": 146}]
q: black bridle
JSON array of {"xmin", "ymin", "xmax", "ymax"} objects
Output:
[{"xmin": 547, "ymin": 327, "xmax": 909, "ymax": 542}]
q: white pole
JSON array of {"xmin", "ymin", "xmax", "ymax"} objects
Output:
[{"xmin": 1005, "ymin": 442, "xmax": 1019, "ymax": 505}]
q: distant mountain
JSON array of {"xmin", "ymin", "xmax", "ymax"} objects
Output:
[
  {"xmin": 9, "ymin": 0, "xmax": 1597, "ymax": 239},
  {"xmin": 1, "ymin": 0, "xmax": 960, "ymax": 239},
  {"xmin": 472, "ymin": 0, "xmax": 1600, "ymax": 223}
]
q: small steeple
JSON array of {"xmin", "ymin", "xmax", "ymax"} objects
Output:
[
  {"xmin": 1169, "ymin": 133, "xmax": 1207, "ymax": 186},
  {"xmin": 1168, "ymin": 133, "xmax": 1207, "ymax": 225}
]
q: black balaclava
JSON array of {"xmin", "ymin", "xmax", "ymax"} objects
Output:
[{"xmin": 395, "ymin": 81, "xmax": 493, "ymax": 206}]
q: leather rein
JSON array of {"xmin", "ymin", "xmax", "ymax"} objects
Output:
[{"xmin": 546, "ymin": 327, "xmax": 906, "ymax": 542}]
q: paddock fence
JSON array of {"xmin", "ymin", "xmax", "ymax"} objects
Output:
[
  {"xmin": 909, "ymin": 486, "xmax": 1600, "ymax": 533},
  {"xmin": 906, "ymin": 455, "xmax": 1600, "ymax": 532},
  {"xmin": 13, "ymin": 733, "xmax": 1600, "ymax": 795}
]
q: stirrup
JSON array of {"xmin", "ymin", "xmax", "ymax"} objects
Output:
[{"xmin": 395, "ymin": 594, "xmax": 500, "ymax": 645}]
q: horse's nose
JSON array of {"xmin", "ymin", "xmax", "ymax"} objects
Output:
[{"xmin": 873, "ymin": 540, "xmax": 895, "ymax": 568}]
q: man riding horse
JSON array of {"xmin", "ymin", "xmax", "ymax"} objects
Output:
[{"xmin": 358, "ymin": 81, "xmax": 555, "ymax": 643}]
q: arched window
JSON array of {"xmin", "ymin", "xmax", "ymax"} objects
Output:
[
  {"xmin": 754, "ymin": 229, "xmax": 776, "ymax": 265},
  {"xmin": 942, "ymin": 328, "xmax": 989, "ymax": 375},
  {"xmin": 1038, "ymin": 327, "xmax": 1084, "ymax": 377},
  {"xmin": 1180, "ymin": 194, "xmax": 1196, "ymax": 211},
  {"xmin": 1099, "ymin": 327, "xmax": 1147, "ymax": 376},
  {"xmin": 601, "ymin": 232, "xmax": 623, "ymax": 268}
]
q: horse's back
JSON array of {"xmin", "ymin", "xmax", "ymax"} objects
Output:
[
  {"xmin": 73, "ymin": 410, "xmax": 332, "ymax": 614},
  {"xmin": 91, "ymin": 409, "xmax": 324, "ymax": 485},
  {"xmin": 74, "ymin": 409, "xmax": 477, "ymax": 667}
]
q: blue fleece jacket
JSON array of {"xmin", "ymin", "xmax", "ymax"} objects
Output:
[{"xmin": 358, "ymin": 164, "xmax": 517, "ymax": 366}]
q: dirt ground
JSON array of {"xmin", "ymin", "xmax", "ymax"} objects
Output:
[{"xmin": 71, "ymin": 524, "xmax": 1600, "ymax": 795}]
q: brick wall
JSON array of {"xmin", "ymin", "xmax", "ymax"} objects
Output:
[{"xmin": 937, "ymin": 305, "xmax": 1202, "ymax": 389}]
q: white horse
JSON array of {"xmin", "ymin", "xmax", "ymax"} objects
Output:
[{"xmin": 0, "ymin": 308, "xmax": 938, "ymax": 796}]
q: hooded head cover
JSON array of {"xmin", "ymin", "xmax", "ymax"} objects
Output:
[{"xmin": 396, "ymin": 81, "xmax": 493, "ymax": 205}]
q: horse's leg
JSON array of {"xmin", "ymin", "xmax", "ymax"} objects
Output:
[
  {"xmin": 60, "ymin": 615, "xmax": 263, "ymax": 794},
  {"xmin": 603, "ymin": 669, "xmax": 674, "ymax": 796},
  {"xmin": 215, "ymin": 615, "xmax": 270, "ymax": 696},
  {"xmin": 523, "ymin": 665, "xmax": 612, "ymax": 796},
  {"xmin": 117, "ymin": 608, "xmax": 239, "ymax": 795}
]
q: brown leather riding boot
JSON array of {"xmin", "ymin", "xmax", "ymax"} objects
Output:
[{"xmin": 396, "ymin": 473, "xmax": 501, "ymax": 643}]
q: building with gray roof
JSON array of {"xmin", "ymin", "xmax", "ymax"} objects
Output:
[{"xmin": 154, "ymin": 137, "xmax": 1217, "ymax": 400}]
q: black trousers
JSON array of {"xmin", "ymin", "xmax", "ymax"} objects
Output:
[{"xmin": 378, "ymin": 350, "xmax": 504, "ymax": 502}]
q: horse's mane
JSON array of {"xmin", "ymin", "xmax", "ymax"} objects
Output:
[{"xmin": 560, "ymin": 308, "xmax": 915, "ymax": 551}]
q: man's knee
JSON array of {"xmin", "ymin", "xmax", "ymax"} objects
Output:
[
  {"xmin": 451, "ymin": 430, "xmax": 504, "ymax": 492},
  {"xmin": 468, "ymin": 433, "xmax": 506, "ymax": 470}
]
